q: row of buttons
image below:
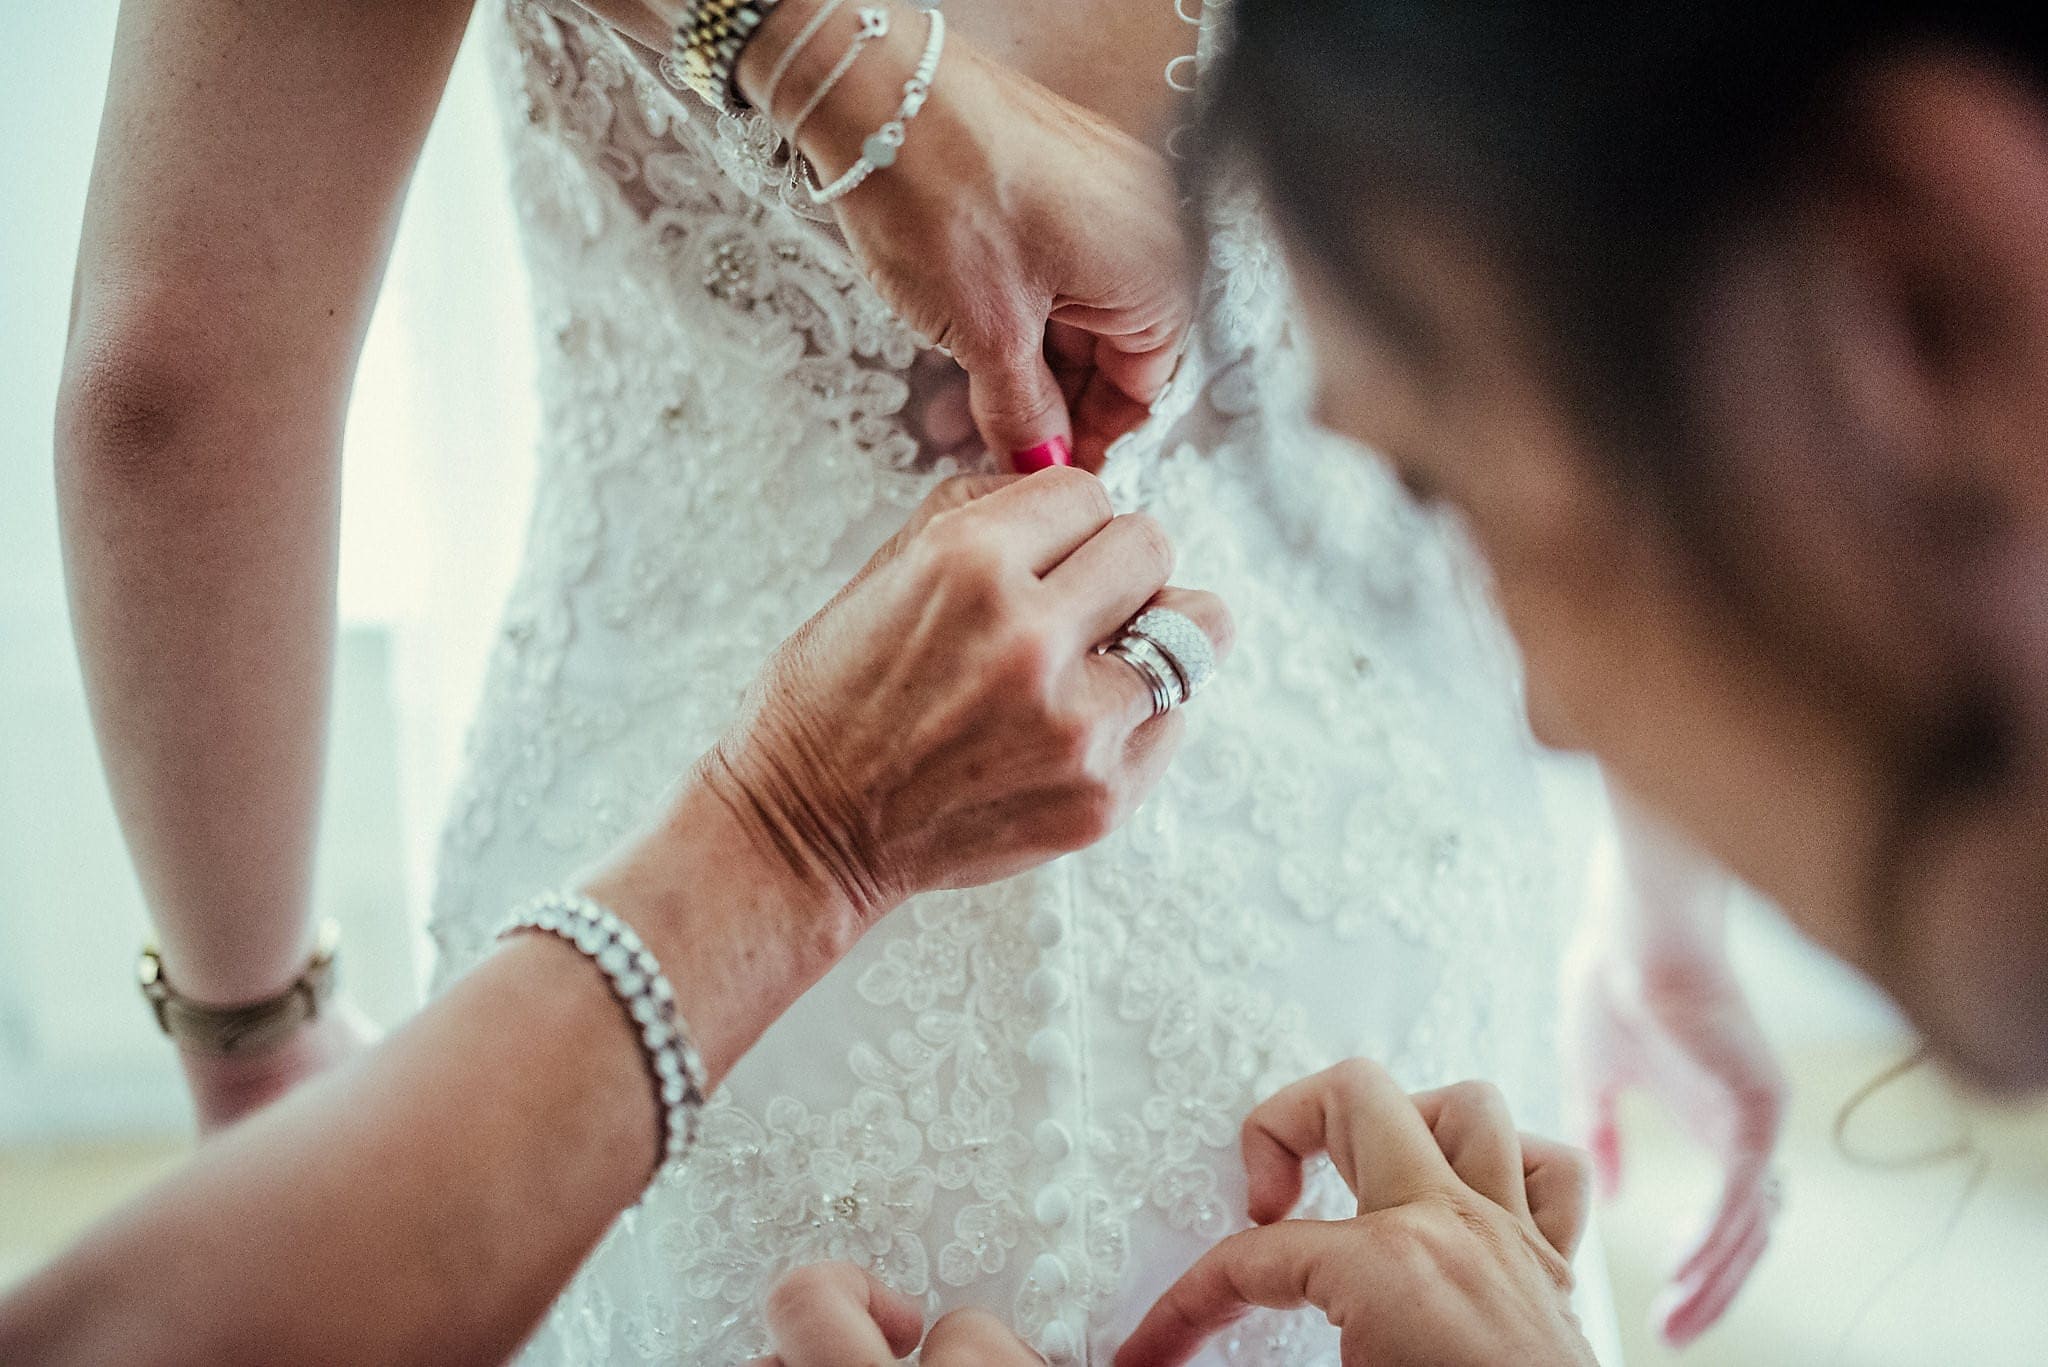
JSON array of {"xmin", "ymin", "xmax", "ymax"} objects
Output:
[{"xmin": 1026, "ymin": 901, "xmax": 1081, "ymax": 1360}]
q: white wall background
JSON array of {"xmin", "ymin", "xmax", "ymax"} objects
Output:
[{"xmin": 0, "ymin": 2, "xmax": 536, "ymax": 1140}]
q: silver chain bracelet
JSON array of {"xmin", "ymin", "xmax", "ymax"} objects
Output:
[
  {"xmin": 502, "ymin": 891, "xmax": 710, "ymax": 1185},
  {"xmin": 808, "ymin": 6, "xmax": 945, "ymax": 205}
]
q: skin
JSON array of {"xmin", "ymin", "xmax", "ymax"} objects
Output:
[
  {"xmin": 1567, "ymin": 794, "xmax": 1785, "ymax": 1347},
  {"xmin": 590, "ymin": 0, "xmax": 1199, "ymax": 466},
  {"xmin": 1290, "ymin": 48, "xmax": 2048, "ymax": 1096},
  {"xmin": 0, "ymin": 470, "xmax": 1234, "ymax": 1366}
]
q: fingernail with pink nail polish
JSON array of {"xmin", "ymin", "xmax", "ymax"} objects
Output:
[{"xmin": 1012, "ymin": 436, "xmax": 1073, "ymax": 473}]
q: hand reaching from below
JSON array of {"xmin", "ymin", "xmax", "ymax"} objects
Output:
[
  {"xmin": 1569, "ymin": 794, "xmax": 1787, "ymax": 1348},
  {"xmin": 1118, "ymin": 1061, "xmax": 1599, "ymax": 1367}
]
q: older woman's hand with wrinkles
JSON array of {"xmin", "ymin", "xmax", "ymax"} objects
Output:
[{"xmin": 575, "ymin": 0, "xmax": 1195, "ymax": 471}]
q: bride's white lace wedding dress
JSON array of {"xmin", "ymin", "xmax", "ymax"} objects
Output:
[{"xmin": 427, "ymin": 2, "xmax": 1571, "ymax": 1362}]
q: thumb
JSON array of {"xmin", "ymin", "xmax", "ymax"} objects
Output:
[
  {"xmin": 1116, "ymin": 1221, "xmax": 1358, "ymax": 1367},
  {"xmin": 968, "ymin": 344, "xmax": 1075, "ymax": 473}
]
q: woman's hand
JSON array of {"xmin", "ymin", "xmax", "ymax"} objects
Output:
[
  {"xmin": 748, "ymin": 1263, "xmax": 1043, "ymax": 1366},
  {"xmin": 1117, "ymin": 1061, "xmax": 1599, "ymax": 1367},
  {"xmin": 705, "ymin": 467, "xmax": 1232, "ymax": 928},
  {"xmin": 1568, "ymin": 793, "xmax": 1787, "ymax": 1347},
  {"xmin": 1568, "ymin": 943, "xmax": 1785, "ymax": 1347},
  {"xmin": 738, "ymin": 0, "xmax": 1194, "ymax": 469}
]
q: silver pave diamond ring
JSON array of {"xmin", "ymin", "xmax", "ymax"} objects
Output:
[
  {"xmin": 1101, "ymin": 606, "xmax": 1217, "ymax": 718},
  {"xmin": 1126, "ymin": 607, "xmax": 1217, "ymax": 701}
]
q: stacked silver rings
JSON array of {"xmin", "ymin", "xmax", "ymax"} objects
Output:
[{"xmin": 1103, "ymin": 607, "xmax": 1217, "ymax": 718}]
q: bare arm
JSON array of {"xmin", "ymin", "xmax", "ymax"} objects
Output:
[
  {"xmin": 0, "ymin": 783, "xmax": 829, "ymax": 1367},
  {"xmin": 56, "ymin": 0, "xmax": 475, "ymax": 1124},
  {"xmin": 4, "ymin": 471, "xmax": 1225, "ymax": 1366}
]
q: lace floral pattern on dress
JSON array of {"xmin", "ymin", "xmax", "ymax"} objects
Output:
[{"xmin": 425, "ymin": 3, "xmax": 1568, "ymax": 1363}]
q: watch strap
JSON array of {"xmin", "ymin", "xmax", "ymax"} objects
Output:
[{"xmin": 138, "ymin": 920, "xmax": 339, "ymax": 1057}]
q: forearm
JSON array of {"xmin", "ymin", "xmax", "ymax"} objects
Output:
[
  {"xmin": 1602, "ymin": 779, "xmax": 1731, "ymax": 968},
  {"xmin": 56, "ymin": 0, "xmax": 474, "ymax": 1007},
  {"xmin": 0, "ymin": 779, "xmax": 851, "ymax": 1367},
  {"xmin": 57, "ymin": 383, "xmax": 339, "ymax": 1005}
]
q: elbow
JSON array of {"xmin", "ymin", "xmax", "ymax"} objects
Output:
[{"xmin": 55, "ymin": 309, "xmax": 220, "ymax": 491}]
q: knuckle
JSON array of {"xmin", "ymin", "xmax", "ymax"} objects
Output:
[
  {"xmin": 1119, "ymin": 512, "xmax": 1176, "ymax": 582},
  {"xmin": 923, "ymin": 473, "xmax": 983, "ymax": 516},
  {"xmin": 1042, "ymin": 707, "xmax": 1096, "ymax": 766},
  {"xmin": 1038, "ymin": 464, "xmax": 1114, "ymax": 525},
  {"xmin": 1327, "ymin": 1057, "xmax": 1392, "ymax": 1104},
  {"xmin": 919, "ymin": 520, "xmax": 1012, "ymax": 600},
  {"xmin": 1444, "ymin": 1079, "xmax": 1511, "ymax": 1123},
  {"xmin": 994, "ymin": 624, "xmax": 1067, "ymax": 704},
  {"xmin": 1054, "ymin": 778, "xmax": 1122, "ymax": 850}
]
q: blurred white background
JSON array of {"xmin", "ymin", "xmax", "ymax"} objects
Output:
[{"xmin": 3, "ymin": 6, "xmax": 2045, "ymax": 1366}]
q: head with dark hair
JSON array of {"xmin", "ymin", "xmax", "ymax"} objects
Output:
[{"xmin": 1205, "ymin": 2, "xmax": 2048, "ymax": 1091}]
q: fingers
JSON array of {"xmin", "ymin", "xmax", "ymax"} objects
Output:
[
  {"xmin": 1673, "ymin": 1155, "xmax": 1770, "ymax": 1284},
  {"xmin": 908, "ymin": 473, "xmax": 1026, "ymax": 537},
  {"xmin": 1084, "ymin": 587, "xmax": 1234, "ymax": 733},
  {"xmin": 1042, "ymin": 514, "xmax": 1176, "ymax": 645},
  {"xmin": 968, "ymin": 344, "xmax": 1074, "ymax": 469},
  {"xmin": 1658, "ymin": 1161, "xmax": 1780, "ymax": 1345},
  {"xmin": 1412, "ymin": 1081, "xmax": 1531, "ymax": 1222},
  {"xmin": 933, "ymin": 466, "xmax": 1114, "ymax": 576},
  {"xmin": 1091, "ymin": 323, "xmax": 1188, "ymax": 410},
  {"xmin": 1115, "ymin": 1221, "xmax": 1358, "ymax": 1367},
  {"xmin": 1071, "ymin": 367, "xmax": 1162, "ymax": 470},
  {"xmin": 1657, "ymin": 1186, "xmax": 1775, "ymax": 1348},
  {"xmin": 1520, "ymin": 1135, "xmax": 1595, "ymax": 1261},
  {"xmin": 921, "ymin": 1308, "xmax": 1047, "ymax": 1365},
  {"xmin": 762, "ymin": 1263, "xmax": 924, "ymax": 1367},
  {"xmin": 1239, "ymin": 1059, "xmax": 1457, "ymax": 1223},
  {"xmin": 859, "ymin": 475, "xmax": 1025, "ymax": 587}
]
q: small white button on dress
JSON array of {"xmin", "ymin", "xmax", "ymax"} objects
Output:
[
  {"xmin": 1034, "ymin": 1118, "xmax": 1074, "ymax": 1163},
  {"xmin": 1033, "ymin": 1185, "xmax": 1074, "ymax": 1228},
  {"xmin": 1030, "ymin": 1251, "xmax": 1072, "ymax": 1295},
  {"xmin": 1036, "ymin": 1319, "xmax": 1079, "ymax": 1363},
  {"xmin": 1025, "ymin": 965, "xmax": 1071, "ymax": 1010},
  {"xmin": 1027, "ymin": 907, "xmax": 1066, "ymax": 948},
  {"xmin": 1027, "ymin": 1027, "xmax": 1076, "ymax": 1074}
]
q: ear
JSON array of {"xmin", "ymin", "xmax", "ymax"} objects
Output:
[
  {"xmin": 1823, "ymin": 47, "xmax": 2048, "ymax": 513},
  {"xmin": 1687, "ymin": 48, "xmax": 2048, "ymax": 718}
]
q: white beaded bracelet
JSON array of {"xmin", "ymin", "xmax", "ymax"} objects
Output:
[
  {"xmin": 808, "ymin": 6, "xmax": 945, "ymax": 205},
  {"xmin": 502, "ymin": 891, "xmax": 710, "ymax": 1181}
]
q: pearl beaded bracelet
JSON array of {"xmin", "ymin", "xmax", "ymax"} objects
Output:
[{"xmin": 502, "ymin": 891, "xmax": 710, "ymax": 1183}]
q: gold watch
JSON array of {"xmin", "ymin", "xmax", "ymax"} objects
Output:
[{"xmin": 138, "ymin": 920, "xmax": 340, "ymax": 1057}]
